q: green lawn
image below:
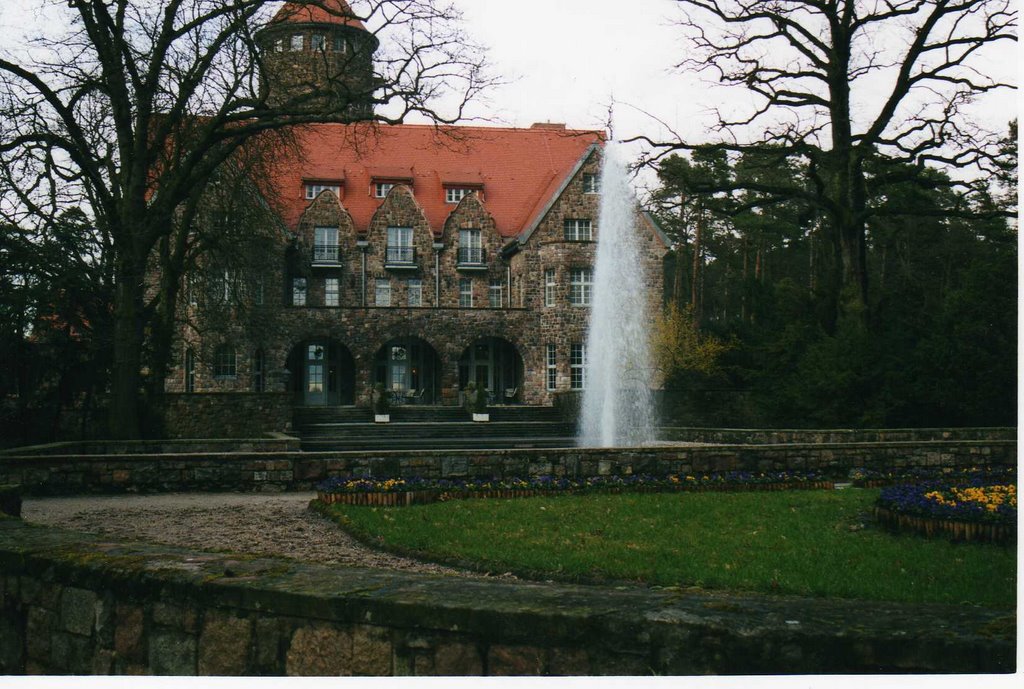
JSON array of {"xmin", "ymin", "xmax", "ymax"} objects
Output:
[{"xmin": 323, "ymin": 488, "xmax": 1016, "ymax": 607}]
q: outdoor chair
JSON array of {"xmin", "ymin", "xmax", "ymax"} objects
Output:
[{"xmin": 503, "ymin": 387, "xmax": 518, "ymax": 404}]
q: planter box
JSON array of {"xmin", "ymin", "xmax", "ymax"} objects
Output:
[
  {"xmin": 472, "ymin": 413, "xmax": 489, "ymax": 422},
  {"xmin": 374, "ymin": 414, "xmax": 390, "ymax": 423}
]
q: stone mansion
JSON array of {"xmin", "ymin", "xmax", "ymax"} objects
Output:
[{"xmin": 166, "ymin": 1, "xmax": 669, "ymax": 409}]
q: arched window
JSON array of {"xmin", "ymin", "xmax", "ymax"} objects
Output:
[
  {"xmin": 253, "ymin": 349, "xmax": 266, "ymax": 392},
  {"xmin": 184, "ymin": 348, "xmax": 196, "ymax": 392},
  {"xmin": 213, "ymin": 345, "xmax": 236, "ymax": 379}
]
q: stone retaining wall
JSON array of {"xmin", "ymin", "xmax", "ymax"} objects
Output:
[
  {"xmin": 159, "ymin": 393, "xmax": 293, "ymax": 439},
  {"xmin": 0, "ymin": 441, "xmax": 1014, "ymax": 495},
  {"xmin": 0, "ymin": 434, "xmax": 300, "ymax": 457},
  {"xmin": 0, "ymin": 519, "xmax": 1014, "ymax": 675},
  {"xmin": 659, "ymin": 427, "xmax": 1016, "ymax": 444}
]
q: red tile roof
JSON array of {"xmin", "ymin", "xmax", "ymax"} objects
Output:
[
  {"xmin": 272, "ymin": 1, "xmax": 366, "ymax": 31},
  {"xmin": 272, "ymin": 123, "xmax": 605, "ymax": 239}
]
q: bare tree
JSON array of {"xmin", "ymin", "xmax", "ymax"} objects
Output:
[
  {"xmin": 630, "ymin": 0, "xmax": 1016, "ymax": 327},
  {"xmin": 0, "ymin": 1, "xmax": 492, "ymax": 437}
]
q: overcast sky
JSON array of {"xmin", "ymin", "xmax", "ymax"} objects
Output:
[{"xmin": 0, "ymin": 0, "xmax": 1017, "ymax": 190}]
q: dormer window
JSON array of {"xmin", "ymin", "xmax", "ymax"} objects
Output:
[
  {"xmin": 583, "ymin": 173, "xmax": 600, "ymax": 194},
  {"xmin": 446, "ymin": 188, "xmax": 474, "ymax": 204},
  {"xmin": 305, "ymin": 182, "xmax": 341, "ymax": 200},
  {"xmin": 374, "ymin": 182, "xmax": 395, "ymax": 198},
  {"xmin": 290, "ymin": 34, "xmax": 304, "ymax": 51}
]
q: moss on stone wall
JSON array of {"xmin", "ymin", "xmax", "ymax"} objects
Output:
[{"xmin": 0, "ymin": 518, "xmax": 1016, "ymax": 676}]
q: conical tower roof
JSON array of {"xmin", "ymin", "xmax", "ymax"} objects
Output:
[{"xmin": 272, "ymin": 1, "xmax": 367, "ymax": 31}]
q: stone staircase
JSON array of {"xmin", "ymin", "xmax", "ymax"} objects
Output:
[{"xmin": 293, "ymin": 405, "xmax": 578, "ymax": 451}]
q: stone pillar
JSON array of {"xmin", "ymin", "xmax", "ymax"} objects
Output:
[
  {"xmin": 353, "ymin": 345, "xmax": 374, "ymax": 406},
  {"xmin": 438, "ymin": 345, "xmax": 461, "ymax": 406}
]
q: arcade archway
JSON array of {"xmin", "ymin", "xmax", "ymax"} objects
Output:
[
  {"xmin": 286, "ymin": 339, "xmax": 355, "ymax": 406},
  {"xmin": 373, "ymin": 337, "xmax": 441, "ymax": 404},
  {"xmin": 458, "ymin": 337, "xmax": 523, "ymax": 404}
]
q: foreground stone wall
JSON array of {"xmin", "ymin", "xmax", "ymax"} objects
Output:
[
  {"xmin": 0, "ymin": 440, "xmax": 1014, "ymax": 495},
  {"xmin": 0, "ymin": 519, "xmax": 1014, "ymax": 675}
]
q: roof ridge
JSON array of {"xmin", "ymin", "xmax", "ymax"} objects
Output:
[
  {"xmin": 272, "ymin": 1, "xmax": 366, "ymax": 30},
  {"xmin": 316, "ymin": 122, "xmax": 605, "ymax": 135}
]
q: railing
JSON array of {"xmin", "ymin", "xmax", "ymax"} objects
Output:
[
  {"xmin": 457, "ymin": 247, "xmax": 486, "ymax": 265},
  {"xmin": 313, "ymin": 243, "xmax": 340, "ymax": 264},
  {"xmin": 385, "ymin": 245, "xmax": 416, "ymax": 265}
]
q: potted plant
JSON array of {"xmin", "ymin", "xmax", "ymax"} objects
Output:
[
  {"xmin": 372, "ymin": 383, "xmax": 390, "ymax": 423},
  {"xmin": 463, "ymin": 382, "xmax": 489, "ymax": 422}
]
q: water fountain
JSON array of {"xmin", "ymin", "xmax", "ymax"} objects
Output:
[{"xmin": 579, "ymin": 142, "xmax": 656, "ymax": 447}]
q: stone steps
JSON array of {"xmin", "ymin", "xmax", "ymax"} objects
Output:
[
  {"xmin": 294, "ymin": 405, "xmax": 564, "ymax": 425},
  {"xmin": 300, "ymin": 436, "xmax": 579, "ymax": 451},
  {"xmin": 301, "ymin": 421, "xmax": 576, "ymax": 439},
  {"xmin": 293, "ymin": 405, "xmax": 573, "ymax": 451}
]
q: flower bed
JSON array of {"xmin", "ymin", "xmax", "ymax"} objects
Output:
[
  {"xmin": 874, "ymin": 479, "xmax": 1017, "ymax": 544},
  {"xmin": 849, "ymin": 465, "xmax": 1015, "ymax": 488},
  {"xmin": 316, "ymin": 471, "xmax": 835, "ymax": 507}
]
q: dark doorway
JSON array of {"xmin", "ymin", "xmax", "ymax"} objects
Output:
[
  {"xmin": 286, "ymin": 339, "xmax": 355, "ymax": 406},
  {"xmin": 373, "ymin": 337, "xmax": 441, "ymax": 404},
  {"xmin": 458, "ymin": 337, "xmax": 523, "ymax": 404}
]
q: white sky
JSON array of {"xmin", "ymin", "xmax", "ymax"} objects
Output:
[{"xmin": 0, "ymin": 0, "xmax": 1018, "ymax": 192}]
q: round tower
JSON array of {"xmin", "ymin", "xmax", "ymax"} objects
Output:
[{"xmin": 258, "ymin": 1, "xmax": 379, "ymax": 116}]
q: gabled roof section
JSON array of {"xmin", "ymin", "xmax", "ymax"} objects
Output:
[
  {"xmin": 517, "ymin": 143, "xmax": 601, "ymax": 245},
  {"xmin": 273, "ymin": 124, "xmax": 606, "ymax": 238},
  {"xmin": 272, "ymin": 1, "xmax": 366, "ymax": 30},
  {"xmin": 641, "ymin": 211, "xmax": 671, "ymax": 249}
]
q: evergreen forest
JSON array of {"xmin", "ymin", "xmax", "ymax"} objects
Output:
[{"xmin": 649, "ymin": 128, "xmax": 1018, "ymax": 429}]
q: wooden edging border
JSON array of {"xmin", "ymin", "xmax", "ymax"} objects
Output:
[
  {"xmin": 316, "ymin": 481, "xmax": 836, "ymax": 507},
  {"xmin": 854, "ymin": 476, "xmax": 1016, "ymax": 489},
  {"xmin": 873, "ymin": 506, "xmax": 1015, "ymax": 544}
]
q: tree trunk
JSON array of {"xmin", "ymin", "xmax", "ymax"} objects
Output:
[
  {"xmin": 741, "ymin": 236, "xmax": 749, "ymax": 323},
  {"xmin": 144, "ymin": 257, "xmax": 183, "ymax": 433},
  {"xmin": 672, "ymin": 247, "xmax": 686, "ymax": 307},
  {"xmin": 109, "ymin": 256, "xmax": 146, "ymax": 439},
  {"xmin": 691, "ymin": 204, "xmax": 703, "ymax": 323},
  {"xmin": 837, "ymin": 216, "xmax": 868, "ymax": 320},
  {"xmin": 879, "ymin": 244, "xmax": 887, "ymax": 293},
  {"xmin": 825, "ymin": 19, "xmax": 869, "ymax": 326},
  {"xmin": 808, "ymin": 227, "xmax": 816, "ymax": 293}
]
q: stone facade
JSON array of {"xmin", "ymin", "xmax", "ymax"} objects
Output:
[
  {"xmin": 165, "ymin": 148, "xmax": 668, "ymax": 411},
  {"xmin": 160, "ymin": 3, "xmax": 670, "ymax": 426}
]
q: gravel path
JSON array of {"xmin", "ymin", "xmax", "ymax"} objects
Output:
[{"xmin": 22, "ymin": 492, "xmax": 478, "ymax": 578}]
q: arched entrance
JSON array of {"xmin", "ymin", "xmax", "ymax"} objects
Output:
[
  {"xmin": 459, "ymin": 337, "xmax": 523, "ymax": 404},
  {"xmin": 373, "ymin": 337, "xmax": 441, "ymax": 404},
  {"xmin": 286, "ymin": 339, "xmax": 355, "ymax": 406}
]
